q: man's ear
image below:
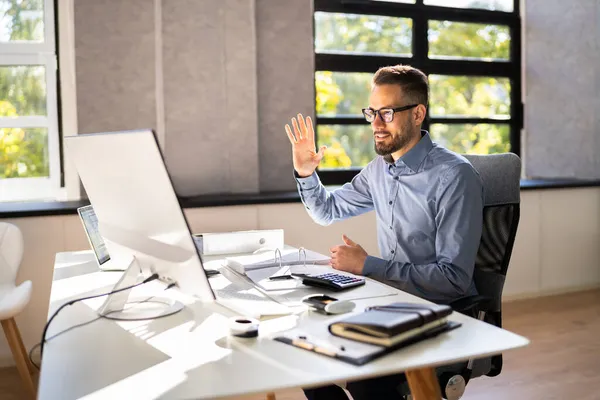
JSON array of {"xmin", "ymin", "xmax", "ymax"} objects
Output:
[{"xmin": 414, "ymin": 104, "xmax": 427, "ymax": 125}]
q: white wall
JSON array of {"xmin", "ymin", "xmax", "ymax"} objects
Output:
[{"xmin": 1, "ymin": 188, "xmax": 599, "ymax": 366}]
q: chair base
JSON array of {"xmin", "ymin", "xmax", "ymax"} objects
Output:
[{"xmin": 1, "ymin": 317, "xmax": 37, "ymax": 399}]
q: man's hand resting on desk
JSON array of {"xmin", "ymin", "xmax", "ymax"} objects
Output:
[
  {"xmin": 330, "ymin": 235, "xmax": 368, "ymax": 275},
  {"xmin": 285, "ymin": 113, "xmax": 327, "ymax": 178}
]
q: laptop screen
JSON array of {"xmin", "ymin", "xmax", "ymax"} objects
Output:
[{"xmin": 77, "ymin": 205, "xmax": 110, "ymax": 265}]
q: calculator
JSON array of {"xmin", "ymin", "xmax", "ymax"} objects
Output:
[{"xmin": 296, "ymin": 272, "xmax": 366, "ymax": 292}]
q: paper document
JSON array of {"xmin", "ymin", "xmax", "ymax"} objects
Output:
[
  {"xmin": 244, "ymin": 264, "xmax": 399, "ymax": 304},
  {"xmin": 226, "ymin": 248, "xmax": 330, "ymax": 274}
]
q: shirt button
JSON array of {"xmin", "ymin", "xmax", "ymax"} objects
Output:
[
  {"xmin": 306, "ymin": 207, "xmax": 310, "ymax": 210},
  {"xmin": 389, "ymin": 226, "xmax": 393, "ymax": 230},
  {"xmin": 394, "ymin": 176, "xmax": 399, "ymax": 181},
  {"xmin": 388, "ymin": 201, "xmax": 392, "ymax": 205},
  {"xmin": 391, "ymin": 250, "xmax": 395, "ymax": 254},
  {"xmin": 301, "ymin": 182, "xmax": 305, "ymax": 185}
]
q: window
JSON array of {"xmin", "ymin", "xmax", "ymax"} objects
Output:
[
  {"xmin": 0, "ymin": 0, "xmax": 60, "ymax": 202},
  {"xmin": 314, "ymin": 0, "xmax": 522, "ymax": 184}
]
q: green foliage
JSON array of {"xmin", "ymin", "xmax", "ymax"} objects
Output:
[
  {"xmin": 0, "ymin": 108, "xmax": 49, "ymax": 178},
  {"xmin": 429, "ymin": 20, "xmax": 510, "ymax": 60},
  {"xmin": 0, "ymin": 0, "xmax": 44, "ymax": 42},
  {"xmin": 314, "ymin": 8, "xmax": 513, "ymax": 169},
  {"xmin": 429, "ymin": 75, "xmax": 510, "ymax": 117},
  {"xmin": 315, "ymin": 12, "xmax": 412, "ymax": 56},
  {"xmin": 315, "ymin": 71, "xmax": 343, "ymax": 116},
  {"xmin": 0, "ymin": 0, "xmax": 48, "ymax": 180},
  {"xmin": 318, "ymin": 125, "xmax": 375, "ymax": 168},
  {"xmin": 0, "ymin": 65, "xmax": 46, "ymax": 116},
  {"xmin": 315, "ymin": 71, "xmax": 371, "ymax": 116},
  {"xmin": 430, "ymin": 123, "xmax": 510, "ymax": 154}
]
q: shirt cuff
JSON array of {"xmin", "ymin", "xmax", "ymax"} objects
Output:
[
  {"xmin": 294, "ymin": 171, "xmax": 320, "ymax": 190},
  {"xmin": 362, "ymin": 255, "xmax": 388, "ymax": 278}
]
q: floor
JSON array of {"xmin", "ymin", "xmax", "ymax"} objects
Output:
[{"xmin": 2, "ymin": 289, "xmax": 599, "ymax": 400}]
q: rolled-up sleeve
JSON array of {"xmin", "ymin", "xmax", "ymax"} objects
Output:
[
  {"xmin": 295, "ymin": 166, "xmax": 374, "ymax": 226},
  {"xmin": 362, "ymin": 163, "xmax": 483, "ymax": 303}
]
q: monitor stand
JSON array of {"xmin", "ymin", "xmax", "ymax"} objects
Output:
[{"xmin": 98, "ymin": 255, "xmax": 184, "ymax": 321}]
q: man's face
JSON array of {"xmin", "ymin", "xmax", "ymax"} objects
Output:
[{"xmin": 368, "ymin": 84, "xmax": 419, "ymax": 157}]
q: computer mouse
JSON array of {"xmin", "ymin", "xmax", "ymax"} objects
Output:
[
  {"xmin": 302, "ymin": 294, "xmax": 356, "ymax": 315},
  {"xmin": 324, "ymin": 300, "xmax": 356, "ymax": 314}
]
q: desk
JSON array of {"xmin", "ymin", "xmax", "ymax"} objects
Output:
[{"xmin": 39, "ymin": 250, "xmax": 529, "ymax": 399}]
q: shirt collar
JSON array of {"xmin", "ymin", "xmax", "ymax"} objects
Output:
[{"xmin": 384, "ymin": 130, "xmax": 433, "ymax": 172}]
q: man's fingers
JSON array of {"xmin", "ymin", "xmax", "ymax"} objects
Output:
[
  {"xmin": 292, "ymin": 117, "xmax": 303, "ymax": 140},
  {"xmin": 285, "ymin": 124, "xmax": 297, "ymax": 144},
  {"xmin": 306, "ymin": 116, "xmax": 315, "ymax": 144},
  {"xmin": 297, "ymin": 113, "xmax": 308, "ymax": 139},
  {"xmin": 316, "ymin": 145, "xmax": 327, "ymax": 162}
]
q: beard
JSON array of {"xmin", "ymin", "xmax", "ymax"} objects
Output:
[{"xmin": 374, "ymin": 120, "xmax": 415, "ymax": 156}]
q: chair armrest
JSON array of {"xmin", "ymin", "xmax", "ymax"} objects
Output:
[{"xmin": 449, "ymin": 295, "xmax": 492, "ymax": 314}]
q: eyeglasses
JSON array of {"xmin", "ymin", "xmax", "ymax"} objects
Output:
[{"xmin": 361, "ymin": 104, "xmax": 419, "ymax": 123}]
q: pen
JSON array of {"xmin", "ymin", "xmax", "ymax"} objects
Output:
[
  {"xmin": 268, "ymin": 274, "xmax": 294, "ymax": 281},
  {"xmin": 292, "ymin": 338, "xmax": 339, "ymax": 357}
]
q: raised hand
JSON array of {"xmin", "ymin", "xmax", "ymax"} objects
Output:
[{"xmin": 285, "ymin": 113, "xmax": 327, "ymax": 178}]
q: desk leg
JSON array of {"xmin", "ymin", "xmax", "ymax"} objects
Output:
[
  {"xmin": 405, "ymin": 367, "xmax": 441, "ymax": 400},
  {"xmin": 266, "ymin": 392, "xmax": 276, "ymax": 400}
]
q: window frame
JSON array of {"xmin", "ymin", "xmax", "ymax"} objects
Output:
[
  {"xmin": 314, "ymin": 0, "xmax": 522, "ymax": 185},
  {"xmin": 0, "ymin": 0, "xmax": 61, "ymax": 202}
]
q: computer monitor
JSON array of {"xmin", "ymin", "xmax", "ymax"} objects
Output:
[{"xmin": 65, "ymin": 130, "xmax": 214, "ymax": 303}]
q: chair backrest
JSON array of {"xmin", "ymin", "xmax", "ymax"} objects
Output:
[
  {"xmin": 463, "ymin": 153, "xmax": 521, "ymax": 316},
  {"xmin": 0, "ymin": 222, "xmax": 24, "ymax": 285}
]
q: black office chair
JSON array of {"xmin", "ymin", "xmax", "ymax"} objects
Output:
[
  {"xmin": 442, "ymin": 153, "xmax": 522, "ymax": 399},
  {"xmin": 401, "ymin": 153, "xmax": 522, "ymax": 400}
]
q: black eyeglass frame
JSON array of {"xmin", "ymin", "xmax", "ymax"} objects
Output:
[{"xmin": 361, "ymin": 104, "xmax": 420, "ymax": 123}]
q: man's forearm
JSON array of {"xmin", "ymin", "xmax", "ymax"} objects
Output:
[
  {"xmin": 362, "ymin": 256, "xmax": 473, "ymax": 303},
  {"xmin": 296, "ymin": 172, "xmax": 336, "ymax": 225},
  {"xmin": 295, "ymin": 171, "xmax": 374, "ymax": 226}
]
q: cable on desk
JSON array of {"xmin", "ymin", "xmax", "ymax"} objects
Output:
[
  {"xmin": 29, "ymin": 315, "xmax": 102, "ymax": 370},
  {"xmin": 39, "ymin": 273, "xmax": 160, "ymax": 357},
  {"xmin": 31, "ymin": 278, "xmax": 174, "ymax": 370}
]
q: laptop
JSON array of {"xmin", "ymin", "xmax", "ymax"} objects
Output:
[{"xmin": 77, "ymin": 205, "xmax": 123, "ymax": 271}]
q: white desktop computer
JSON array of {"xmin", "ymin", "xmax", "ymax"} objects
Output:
[{"xmin": 65, "ymin": 129, "xmax": 290, "ymax": 320}]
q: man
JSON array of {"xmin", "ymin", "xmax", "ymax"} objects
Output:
[{"xmin": 285, "ymin": 65, "xmax": 484, "ymax": 400}]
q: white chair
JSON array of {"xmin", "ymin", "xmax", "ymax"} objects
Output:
[{"xmin": 0, "ymin": 222, "xmax": 36, "ymax": 399}]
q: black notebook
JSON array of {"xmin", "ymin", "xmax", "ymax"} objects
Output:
[
  {"xmin": 329, "ymin": 302, "xmax": 453, "ymax": 347},
  {"xmin": 273, "ymin": 302, "xmax": 460, "ymax": 366}
]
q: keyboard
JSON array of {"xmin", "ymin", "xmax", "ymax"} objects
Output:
[
  {"xmin": 297, "ymin": 272, "xmax": 365, "ymax": 292},
  {"xmin": 214, "ymin": 286, "xmax": 292, "ymax": 318}
]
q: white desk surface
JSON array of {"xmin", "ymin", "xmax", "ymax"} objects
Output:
[{"xmin": 39, "ymin": 250, "xmax": 529, "ymax": 400}]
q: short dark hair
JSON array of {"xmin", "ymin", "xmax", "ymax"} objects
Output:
[{"xmin": 372, "ymin": 65, "xmax": 428, "ymax": 106}]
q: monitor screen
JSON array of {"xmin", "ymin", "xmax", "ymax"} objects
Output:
[{"xmin": 78, "ymin": 205, "xmax": 110, "ymax": 265}]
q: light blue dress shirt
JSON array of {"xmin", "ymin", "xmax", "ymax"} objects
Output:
[{"xmin": 295, "ymin": 131, "xmax": 484, "ymax": 303}]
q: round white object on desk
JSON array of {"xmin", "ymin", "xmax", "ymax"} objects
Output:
[{"xmin": 229, "ymin": 316, "xmax": 260, "ymax": 338}]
